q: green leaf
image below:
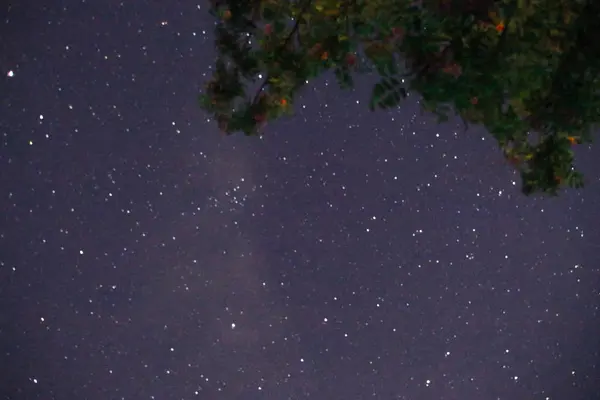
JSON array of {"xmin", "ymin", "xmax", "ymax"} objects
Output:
[{"xmin": 263, "ymin": 5, "xmax": 276, "ymax": 20}]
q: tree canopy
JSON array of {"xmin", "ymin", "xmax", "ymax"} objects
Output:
[{"xmin": 199, "ymin": 0, "xmax": 600, "ymax": 196}]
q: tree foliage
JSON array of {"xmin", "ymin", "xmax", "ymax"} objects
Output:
[{"xmin": 199, "ymin": 0, "xmax": 600, "ymax": 196}]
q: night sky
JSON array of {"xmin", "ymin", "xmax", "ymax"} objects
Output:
[{"xmin": 2, "ymin": 2, "xmax": 600, "ymax": 399}]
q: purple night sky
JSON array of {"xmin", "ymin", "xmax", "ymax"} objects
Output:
[{"xmin": 1, "ymin": 1, "xmax": 599, "ymax": 399}]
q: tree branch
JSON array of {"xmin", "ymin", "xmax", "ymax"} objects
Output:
[{"xmin": 251, "ymin": 0, "xmax": 314, "ymax": 105}]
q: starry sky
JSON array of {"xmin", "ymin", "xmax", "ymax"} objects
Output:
[{"xmin": 1, "ymin": 2, "xmax": 600, "ymax": 400}]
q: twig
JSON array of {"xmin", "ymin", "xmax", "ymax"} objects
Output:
[{"xmin": 251, "ymin": 0, "xmax": 314, "ymax": 105}]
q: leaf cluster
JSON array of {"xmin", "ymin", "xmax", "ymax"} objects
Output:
[{"xmin": 200, "ymin": 0, "xmax": 600, "ymax": 196}]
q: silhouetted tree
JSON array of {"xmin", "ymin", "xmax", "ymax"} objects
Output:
[{"xmin": 200, "ymin": 0, "xmax": 600, "ymax": 195}]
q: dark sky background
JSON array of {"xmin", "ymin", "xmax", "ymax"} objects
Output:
[{"xmin": 1, "ymin": 1, "xmax": 600, "ymax": 400}]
